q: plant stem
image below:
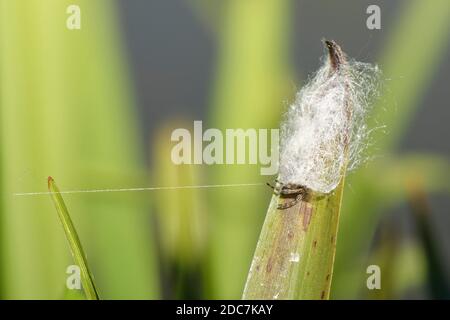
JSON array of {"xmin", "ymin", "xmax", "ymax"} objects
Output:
[
  {"xmin": 243, "ymin": 40, "xmax": 349, "ymax": 300},
  {"xmin": 243, "ymin": 179, "xmax": 345, "ymax": 299},
  {"xmin": 408, "ymin": 183, "xmax": 450, "ymax": 299},
  {"xmin": 48, "ymin": 177, "xmax": 99, "ymax": 300}
]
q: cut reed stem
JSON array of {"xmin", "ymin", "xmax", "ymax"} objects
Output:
[{"xmin": 243, "ymin": 40, "xmax": 350, "ymax": 300}]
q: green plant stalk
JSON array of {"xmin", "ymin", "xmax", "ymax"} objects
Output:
[
  {"xmin": 243, "ymin": 178, "xmax": 345, "ymax": 299},
  {"xmin": 243, "ymin": 40, "xmax": 349, "ymax": 300},
  {"xmin": 408, "ymin": 184, "xmax": 450, "ymax": 299},
  {"xmin": 207, "ymin": 0, "xmax": 292, "ymax": 298},
  {"xmin": 48, "ymin": 177, "xmax": 99, "ymax": 300},
  {"xmin": 152, "ymin": 121, "xmax": 207, "ymax": 299}
]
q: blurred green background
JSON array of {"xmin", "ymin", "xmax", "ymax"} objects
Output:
[{"xmin": 0, "ymin": 0, "xmax": 449, "ymax": 299}]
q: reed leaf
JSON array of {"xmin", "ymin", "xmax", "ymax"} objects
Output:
[{"xmin": 48, "ymin": 177, "xmax": 99, "ymax": 300}]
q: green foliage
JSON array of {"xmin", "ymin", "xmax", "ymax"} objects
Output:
[
  {"xmin": 0, "ymin": 0, "xmax": 158, "ymax": 299},
  {"xmin": 1, "ymin": 0, "xmax": 449, "ymax": 300},
  {"xmin": 332, "ymin": 0, "xmax": 450, "ymax": 298},
  {"xmin": 206, "ymin": 0, "xmax": 293, "ymax": 299},
  {"xmin": 152, "ymin": 122, "xmax": 207, "ymax": 299},
  {"xmin": 48, "ymin": 177, "xmax": 99, "ymax": 300}
]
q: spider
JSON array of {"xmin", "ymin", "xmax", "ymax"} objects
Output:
[{"xmin": 267, "ymin": 180, "xmax": 308, "ymax": 210}]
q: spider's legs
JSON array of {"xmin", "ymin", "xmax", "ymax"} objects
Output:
[
  {"xmin": 280, "ymin": 186, "xmax": 305, "ymax": 195},
  {"xmin": 266, "ymin": 182, "xmax": 275, "ymax": 189},
  {"xmin": 267, "ymin": 180, "xmax": 284, "ymax": 195},
  {"xmin": 266, "ymin": 182, "xmax": 279, "ymax": 195}
]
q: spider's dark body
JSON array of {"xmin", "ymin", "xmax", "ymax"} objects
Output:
[{"xmin": 267, "ymin": 180, "xmax": 308, "ymax": 210}]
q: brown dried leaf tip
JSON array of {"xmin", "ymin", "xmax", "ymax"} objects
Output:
[{"xmin": 323, "ymin": 39, "xmax": 347, "ymax": 72}]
